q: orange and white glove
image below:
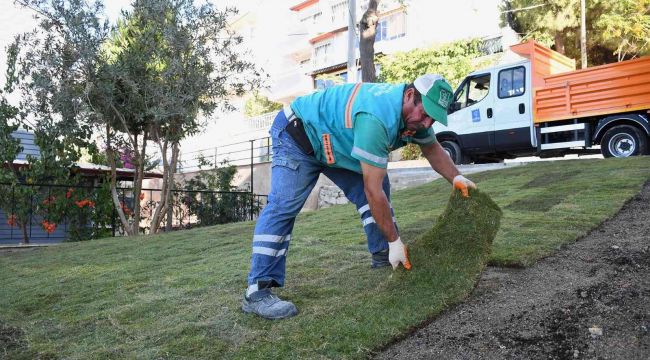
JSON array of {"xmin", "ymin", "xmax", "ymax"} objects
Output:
[
  {"xmin": 453, "ymin": 175, "xmax": 477, "ymax": 198},
  {"xmin": 388, "ymin": 237, "xmax": 412, "ymax": 270}
]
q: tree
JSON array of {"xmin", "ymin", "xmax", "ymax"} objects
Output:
[
  {"xmin": 501, "ymin": 0, "xmax": 650, "ymax": 65},
  {"xmin": 377, "ymin": 39, "xmax": 486, "ymax": 88},
  {"xmin": 502, "ymin": 0, "xmax": 579, "ymax": 55},
  {"xmin": 595, "ymin": 0, "xmax": 650, "ymax": 61},
  {"xmin": 244, "ymin": 91, "xmax": 283, "ymax": 118},
  {"xmin": 359, "ymin": 0, "xmax": 379, "ymax": 82},
  {"xmin": 10, "ymin": 0, "xmax": 261, "ymax": 236},
  {"xmin": 2, "ymin": 2, "xmax": 99, "ymax": 243}
]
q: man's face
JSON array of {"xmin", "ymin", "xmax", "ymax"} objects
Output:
[{"xmin": 402, "ymin": 88, "xmax": 434, "ymax": 132}]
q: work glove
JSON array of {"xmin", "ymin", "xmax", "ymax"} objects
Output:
[
  {"xmin": 388, "ymin": 237, "xmax": 412, "ymax": 270},
  {"xmin": 453, "ymin": 175, "xmax": 477, "ymax": 198}
]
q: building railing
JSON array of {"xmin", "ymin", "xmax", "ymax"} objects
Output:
[
  {"xmin": 179, "ymin": 136, "xmax": 273, "ymax": 172},
  {"xmin": 0, "ymin": 182, "xmax": 267, "ymax": 245},
  {"xmin": 247, "ymin": 112, "xmax": 277, "ymax": 130}
]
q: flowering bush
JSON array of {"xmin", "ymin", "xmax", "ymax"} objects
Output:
[
  {"xmin": 75, "ymin": 199, "xmax": 96, "ymax": 208},
  {"xmin": 41, "ymin": 220, "xmax": 57, "ymax": 234}
]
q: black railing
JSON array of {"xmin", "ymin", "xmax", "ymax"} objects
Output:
[{"xmin": 0, "ymin": 182, "xmax": 267, "ymax": 245}]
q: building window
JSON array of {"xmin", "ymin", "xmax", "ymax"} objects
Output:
[
  {"xmin": 374, "ymin": 11, "xmax": 406, "ymax": 42},
  {"xmin": 300, "ymin": 11, "xmax": 322, "ymax": 24},
  {"xmin": 313, "ymin": 42, "xmax": 332, "ymax": 68},
  {"xmin": 331, "ymin": 1, "xmax": 348, "ymax": 23}
]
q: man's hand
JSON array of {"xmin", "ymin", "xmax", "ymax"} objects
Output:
[
  {"xmin": 388, "ymin": 237, "xmax": 412, "ymax": 270},
  {"xmin": 453, "ymin": 175, "xmax": 477, "ymax": 197}
]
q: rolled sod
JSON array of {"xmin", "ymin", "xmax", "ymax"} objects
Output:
[{"xmin": 392, "ymin": 188, "xmax": 502, "ymax": 289}]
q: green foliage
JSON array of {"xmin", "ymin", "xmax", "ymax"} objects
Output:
[
  {"xmin": 244, "ymin": 91, "xmax": 283, "ymax": 118},
  {"xmin": 181, "ymin": 155, "xmax": 257, "ymax": 226},
  {"xmin": 501, "ymin": 0, "xmax": 650, "ymax": 64},
  {"xmin": 0, "ymin": 157, "xmax": 648, "ymax": 358},
  {"xmin": 0, "ymin": 84, "xmax": 86, "ymax": 243},
  {"xmin": 595, "ymin": 0, "xmax": 650, "ymax": 61},
  {"xmin": 399, "ymin": 143, "xmax": 422, "ymax": 160},
  {"xmin": 377, "ymin": 38, "xmax": 485, "ymax": 88}
]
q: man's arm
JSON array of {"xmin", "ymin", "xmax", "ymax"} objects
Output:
[
  {"xmin": 420, "ymin": 142, "xmax": 477, "ymax": 197},
  {"xmin": 361, "ymin": 162, "xmax": 411, "ymax": 270},
  {"xmin": 420, "ymin": 142, "xmax": 460, "ymax": 182},
  {"xmin": 360, "ymin": 162, "xmax": 398, "ymax": 242}
]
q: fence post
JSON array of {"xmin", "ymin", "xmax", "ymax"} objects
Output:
[
  {"xmin": 250, "ymin": 140, "xmax": 254, "ymax": 220},
  {"xmin": 29, "ymin": 186, "xmax": 33, "ymax": 241},
  {"xmin": 166, "ymin": 188, "xmax": 174, "ymax": 232},
  {"xmin": 10, "ymin": 186, "xmax": 14, "ymax": 242}
]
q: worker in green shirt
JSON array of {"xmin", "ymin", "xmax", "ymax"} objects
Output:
[{"xmin": 243, "ymin": 74, "xmax": 477, "ymax": 319}]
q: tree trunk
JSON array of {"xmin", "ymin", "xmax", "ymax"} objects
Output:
[
  {"xmin": 150, "ymin": 140, "xmax": 179, "ymax": 234},
  {"xmin": 20, "ymin": 222, "xmax": 29, "ymax": 245},
  {"xmin": 106, "ymin": 125, "xmax": 134, "ymax": 236},
  {"xmin": 360, "ymin": 0, "xmax": 379, "ymax": 82},
  {"xmin": 149, "ymin": 139, "xmax": 169, "ymax": 234},
  {"xmin": 131, "ymin": 131, "xmax": 148, "ymax": 235},
  {"xmin": 554, "ymin": 32, "xmax": 565, "ymax": 54}
]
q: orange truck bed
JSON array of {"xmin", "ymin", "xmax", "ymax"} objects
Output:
[{"xmin": 511, "ymin": 40, "xmax": 650, "ymax": 123}]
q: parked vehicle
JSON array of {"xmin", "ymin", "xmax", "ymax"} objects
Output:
[{"xmin": 434, "ymin": 40, "xmax": 650, "ymax": 164}]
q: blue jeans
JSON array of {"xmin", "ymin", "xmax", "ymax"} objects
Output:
[{"xmin": 247, "ymin": 110, "xmax": 397, "ymax": 288}]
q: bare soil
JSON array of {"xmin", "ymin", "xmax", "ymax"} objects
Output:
[{"xmin": 377, "ymin": 182, "xmax": 650, "ymax": 360}]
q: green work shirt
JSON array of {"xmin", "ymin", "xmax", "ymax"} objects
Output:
[{"xmin": 291, "ymin": 83, "xmax": 437, "ymax": 173}]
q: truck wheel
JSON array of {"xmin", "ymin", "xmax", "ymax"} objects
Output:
[
  {"xmin": 441, "ymin": 140, "xmax": 464, "ymax": 165},
  {"xmin": 600, "ymin": 125, "xmax": 648, "ymax": 158}
]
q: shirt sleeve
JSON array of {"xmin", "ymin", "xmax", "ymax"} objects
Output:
[
  {"xmin": 351, "ymin": 112, "xmax": 390, "ymax": 169},
  {"xmin": 411, "ymin": 127, "xmax": 437, "ymax": 146}
]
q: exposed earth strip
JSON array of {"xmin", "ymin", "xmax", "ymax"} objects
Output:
[{"xmin": 377, "ymin": 182, "xmax": 650, "ymax": 360}]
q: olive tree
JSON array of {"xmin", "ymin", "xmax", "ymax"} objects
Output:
[{"xmin": 10, "ymin": 0, "xmax": 260, "ymax": 236}]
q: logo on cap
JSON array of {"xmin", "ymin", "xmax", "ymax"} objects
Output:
[{"xmin": 438, "ymin": 89, "xmax": 452, "ymax": 108}]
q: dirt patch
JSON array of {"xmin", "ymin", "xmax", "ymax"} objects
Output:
[
  {"xmin": 0, "ymin": 321, "xmax": 27, "ymax": 355},
  {"xmin": 377, "ymin": 182, "xmax": 650, "ymax": 360}
]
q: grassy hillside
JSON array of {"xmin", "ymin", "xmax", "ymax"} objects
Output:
[{"xmin": 1, "ymin": 157, "xmax": 649, "ymax": 359}]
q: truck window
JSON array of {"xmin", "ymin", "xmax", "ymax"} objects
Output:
[
  {"xmin": 498, "ymin": 66, "xmax": 525, "ymax": 98},
  {"xmin": 454, "ymin": 74, "xmax": 490, "ymax": 110},
  {"xmin": 467, "ymin": 74, "xmax": 490, "ymax": 106},
  {"xmin": 454, "ymin": 81, "xmax": 468, "ymax": 109}
]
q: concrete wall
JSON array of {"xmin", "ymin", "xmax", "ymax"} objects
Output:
[{"xmin": 179, "ymin": 160, "xmax": 519, "ymax": 213}]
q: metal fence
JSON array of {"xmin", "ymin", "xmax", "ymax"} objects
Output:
[{"xmin": 0, "ymin": 182, "xmax": 267, "ymax": 245}]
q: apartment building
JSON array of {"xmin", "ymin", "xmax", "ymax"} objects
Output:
[{"xmin": 278, "ymin": 0, "xmax": 504, "ymax": 94}]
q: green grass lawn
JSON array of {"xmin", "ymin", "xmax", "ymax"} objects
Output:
[{"xmin": 1, "ymin": 157, "xmax": 649, "ymax": 359}]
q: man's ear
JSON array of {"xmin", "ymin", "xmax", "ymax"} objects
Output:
[{"xmin": 403, "ymin": 87, "xmax": 415, "ymax": 103}]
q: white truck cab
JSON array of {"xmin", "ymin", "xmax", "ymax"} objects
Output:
[{"xmin": 433, "ymin": 60, "xmax": 536, "ymax": 164}]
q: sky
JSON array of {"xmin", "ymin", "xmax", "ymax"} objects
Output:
[{"xmin": 0, "ymin": 0, "xmax": 130, "ymax": 92}]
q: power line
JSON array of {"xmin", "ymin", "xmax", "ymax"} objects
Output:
[{"xmin": 501, "ymin": 3, "xmax": 548, "ymax": 14}]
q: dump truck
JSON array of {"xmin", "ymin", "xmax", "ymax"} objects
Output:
[{"xmin": 433, "ymin": 40, "xmax": 650, "ymax": 164}]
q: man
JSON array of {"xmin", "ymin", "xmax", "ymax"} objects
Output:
[{"xmin": 242, "ymin": 74, "xmax": 477, "ymax": 320}]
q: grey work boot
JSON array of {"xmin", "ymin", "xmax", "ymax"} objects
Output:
[
  {"xmin": 371, "ymin": 249, "xmax": 390, "ymax": 268},
  {"xmin": 241, "ymin": 288, "xmax": 298, "ymax": 320}
]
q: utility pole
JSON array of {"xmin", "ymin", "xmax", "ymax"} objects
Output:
[
  {"xmin": 580, "ymin": 0, "xmax": 587, "ymax": 68},
  {"xmin": 347, "ymin": 0, "xmax": 357, "ymax": 83}
]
